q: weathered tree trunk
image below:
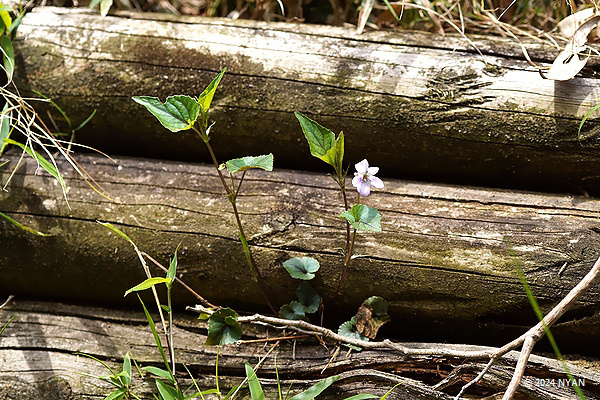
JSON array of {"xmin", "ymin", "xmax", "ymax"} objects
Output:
[
  {"xmin": 12, "ymin": 7, "xmax": 600, "ymax": 194},
  {"xmin": 2, "ymin": 152, "xmax": 600, "ymax": 351},
  {"xmin": 1, "ymin": 299, "xmax": 600, "ymax": 400}
]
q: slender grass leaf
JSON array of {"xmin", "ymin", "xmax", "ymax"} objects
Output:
[
  {"xmin": 279, "ymin": 301, "xmax": 307, "ymax": 321},
  {"xmin": 294, "ymin": 112, "xmax": 336, "ymax": 164},
  {"xmin": 343, "ymin": 395, "xmax": 378, "ymax": 400},
  {"xmin": 167, "ymin": 244, "xmax": 180, "ymax": 287},
  {"xmin": 225, "ymin": 154, "xmax": 273, "ymax": 174},
  {"xmin": 245, "ymin": 362, "xmax": 266, "ymax": 400},
  {"xmin": 296, "ymin": 282, "xmax": 320, "ymax": 314},
  {"xmin": 124, "ymin": 277, "xmax": 169, "ymax": 297},
  {"xmin": 198, "ymin": 68, "xmax": 226, "ymax": 113},
  {"xmin": 33, "ymin": 90, "xmax": 71, "ymax": 127},
  {"xmin": 206, "ymin": 308, "xmax": 242, "ymax": 345},
  {"xmin": 1, "ymin": 34, "xmax": 14, "ymax": 80},
  {"xmin": 97, "ymin": 222, "xmax": 135, "ymax": 245},
  {"xmin": 74, "ymin": 109, "xmax": 97, "ymax": 132},
  {"xmin": 105, "ymin": 387, "xmax": 127, "ymax": 400},
  {"xmin": 132, "ymin": 96, "xmax": 199, "ymax": 132},
  {"xmin": 282, "ymin": 257, "xmax": 319, "ymax": 280},
  {"xmin": 288, "ymin": 375, "xmax": 340, "ymax": 400},
  {"xmin": 7, "ymin": 10, "xmax": 23, "ymax": 35},
  {"xmin": 578, "ymin": 102, "xmax": 600, "ymax": 141},
  {"xmin": 380, "ymin": 383, "xmax": 403, "ymax": 399},
  {"xmin": 138, "ymin": 295, "xmax": 171, "ymax": 375},
  {"xmin": 143, "ymin": 366, "xmax": 175, "ymax": 383},
  {"xmin": 156, "ymin": 379, "xmax": 181, "ymax": 400},
  {"xmin": 4, "ymin": 139, "xmax": 66, "ymax": 193},
  {"xmin": 0, "ymin": 210, "xmax": 52, "ymax": 236},
  {"xmin": 0, "ymin": 315, "xmax": 14, "ymax": 335},
  {"xmin": 339, "ymin": 204, "xmax": 382, "ymax": 232},
  {"xmin": 99, "ymin": 0, "xmax": 113, "ymax": 16},
  {"xmin": 0, "ymin": 103, "xmax": 11, "ymax": 154},
  {"xmin": 0, "ymin": 9, "xmax": 10, "ymax": 35}
]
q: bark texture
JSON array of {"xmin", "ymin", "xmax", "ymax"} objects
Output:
[
  {"xmin": 1, "ymin": 299, "xmax": 600, "ymax": 400},
  {"xmin": 12, "ymin": 6, "xmax": 600, "ymax": 194},
  {"xmin": 2, "ymin": 152, "xmax": 600, "ymax": 351}
]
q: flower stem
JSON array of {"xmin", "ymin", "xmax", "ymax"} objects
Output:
[
  {"xmin": 192, "ymin": 126, "xmax": 277, "ymax": 315},
  {"xmin": 334, "ymin": 178, "xmax": 355, "ymax": 299}
]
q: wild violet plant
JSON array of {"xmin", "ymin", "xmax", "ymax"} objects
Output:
[{"xmin": 132, "ymin": 68, "xmax": 277, "ymax": 315}]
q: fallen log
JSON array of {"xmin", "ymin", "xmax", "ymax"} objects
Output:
[
  {"xmin": 12, "ymin": 7, "xmax": 600, "ymax": 194},
  {"xmin": 2, "ymin": 151, "xmax": 600, "ymax": 352},
  {"xmin": 1, "ymin": 299, "xmax": 600, "ymax": 400}
]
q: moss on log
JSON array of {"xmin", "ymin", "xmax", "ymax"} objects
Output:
[
  {"xmin": 12, "ymin": 6, "xmax": 600, "ymax": 194},
  {"xmin": 2, "ymin": 152, "xmax": 600, "ymax": 351}
]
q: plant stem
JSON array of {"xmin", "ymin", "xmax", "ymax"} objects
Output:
[
  {"xmin": 192, "ymin": 127, "xmax": 276, "ymax": 315},
  {"xmin": 334, "ymin": 178, "xmax": 354, "ymax": 299}
]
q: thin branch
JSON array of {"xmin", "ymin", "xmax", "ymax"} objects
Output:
[{"xmin": 503, "ymin": 336, "xmax": 535, "ymax": 400}]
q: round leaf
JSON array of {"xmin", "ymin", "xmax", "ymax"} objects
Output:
[
  {"xmin": 283, "ymin": 257, "xmax": 320, "ymax": 280},
  {"xmin": 339, "ymin": 204, "xmax": 382, "ymax": 232},
  {"xmin": 225, "ymin": 154, "xmax": 273, "ymax": 174},
  {"xmin": 296, "ymin": 282, "xmax": 320, "ymax": 314},
  {"xmin": 206, "ymin": 308, "xmax": 242, "ymax": 345},
  {"xmin": 279, "ymin": 301, "xmax": 308, "ymax": 321}
]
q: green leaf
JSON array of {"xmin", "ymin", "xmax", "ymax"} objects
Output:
[
  {"xmin": 578, "ymin": 102, "xmax": 600, "ymax": 141},
  {"xmin": 363, "ymin": 296, "xmax": 388, "ymax": 316},
  {"xmin": 97, "ymin": 221, "xmax": 135, "ymax": 246},
  {"xmin": 121, "ymin": 352, "xmax": 132, "ymax": 386},
  {"xmin": 167, "ymin": 244, "xmax": 179, "ymax": 287},
  {"xmin": 156, "ymin": 379, "xmax": 181, "ymax": 400},
  {"xmin": 143, "ymin": 366, "xmax": 175, "ymax": 384},
  {"xmin": 34, "ymin": 90, "xmax": 71, "ymax": 128},
  {"xmin": 105, "ymin": 387, "xmax": 127, "ymax": 400},
  {"xmin": 338, "ymin": 317, "xmax": 369, "ymax": 351},
  {"xmin": 339, "ymin": 204, "xmax": 382, "ymax": 232},
  {"xmin": 343, "ymin": 395, "xmax": 378, "ymax": 400},
  {"xmin": 245, "ymin": 362, "xmax": 266, "ymax": 400},
  {"xmin": 380, "ymin": 383, "xmax": 403, "ymax": 399},
  {"xmin": 282, "ymin": 257, "xmax": 320, "ymax": 280},
  {"xmin": 294, "ymin": 112, "xmax": 337, "ymax": 165},
  {"xmin": 288, "ymin": 375, "xmax": 340, "ymax": 400},
  {"xmin": 138, "ymin": 295, "xmax": 171, "ymax": 375},
  {"xmin": 0, "ymin": 9, "xmax": 10, "ymax": 34},
  {"xmin": 1, "ymin": 33, "xmax": 14, "ymax": 80},
  {"xmin": 279, "ymin": 301, "xmax": 307, "ymax": 321},
  {"xmin": 4, "ymin": 139, "xmax": 66, "ymax": 194},
  {"xmin": 132, "ymin": 95, "xmax": 199, "ymax": 132},
  {"xmin": 0, "ymin": 210, "xmax": 52, "ymax": 236},
  {"xmin": 206, "ymin": 308, "xmax": 242, "ymax": 345},
  {"xmin": 0, "ymin": 102, "xmax": 10, "ymax": 154},
  {"xmin": 296, "ymin": 282, "xmax": 320, "ymax": 314},
  {"xmin": 74, "ymin": 109, "xmax": 97, "ymax": 132},
  {"xmin": 124, "ymin": 277, "xmax": 170, "ymax": 297},
  {"xmin": 99, "ymin": 0, "xmax": 113, "ymax": 16},
  {"xmin": 198, "ymin": 68, "xmax": 226, "ymax": 114},
  {"xmin": 225, "ymin": 154, "xmax": 273, "ymax": 174},
  {"xmin": 0, "ymin": 315, "xmax": 14, "ymax": 335}
]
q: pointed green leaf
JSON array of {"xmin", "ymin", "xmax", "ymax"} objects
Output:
[
  {"xmin": 4, "ymin": 139, "xmax": 66, "ymax": 193},
  {"xmin": 156, "ymin": 379, "xmax": 181, "ymax": 400},
  {"xmin": 138, "ymin": 295, "xmax": 171, "ymax": 373},
  {"xmin": 1, "ymin": 33, "xmax": 14, "ymax": 80},
  {"xmin": 167, "ymin": 244, "xmax": 179, "ymax": 286},
  {"xmin": 279, "ymin": 301, "xmax": 307, "ymax": 321},
  {"xmin": 0, "ymin": 103, "xmax": 11, "ymax": 154},
  {"xmin": 0, "ymin": 210, "xmax": 52, "ymax": 236},
  {"xmin": 294, "ymin": 112, "xmax": 336, "ymax": 164},
  {"xmin": 121, "ymin": 352, "xmax": 132, "ymax": 386},
  {"xmin": 343, "ymin": 395, "xmax": 378, "ymax": 400},
  {"xmin": 143, "ymin": 366, "xmax": 175, "ymax": 383},
  {"xmin": 105, "ymin": 387, "xmax": 127, "ymax": 400},
  {"xmin": 282, "ymin": 257, "xmax": 320, "ymax": 280},
  {"xmin": 225, "ymin": 154, "xmax": 273, "ymax": 174},
  {"xmin": 99, "ymin": 0, "xmax": 113, "ymax": 16},
  {"xmin": 97, "ymin": 221, "xmax": 135, "ymax": 246},
  {"xmin": 206, "ymin": 308, "xmax": 242, "ymax": 345},
  {"xmin": 198, "ymin": 68, "xmax": 226, "ymax": 113},
  {"xmin": 288, "ymin": 375, "xmax": 340, "ymax": 400},
  {"xmin": 74, "ymin": 109, "xmax": 97, "ymax": 132},
  {"xmin": 124, "ymin": 277, "xmax": 170, "ymax": 297},
  {"xmin": 132, "ymin": 95, "xmax": 199, "ymax": 132},
  {"xmin": 296, "ymin": 282, "xmax": 320, "ymax": 314},
  {"xmin": 339, "ymin": 204, "xmax": 382, "ymax": 232},
  {"xmin": 245, "ymin": 362, "xmax": 266, "ymax": 400}
]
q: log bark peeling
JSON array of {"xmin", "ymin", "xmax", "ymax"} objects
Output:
[
  {"xmin": 2, "ymin": 152, "xmax": 600, "ymax": 351},
  {"xmin": 12, "ymin": 6, "xmax": 600, "ymax": 194}
]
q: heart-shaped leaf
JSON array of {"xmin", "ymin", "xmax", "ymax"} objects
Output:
[
  {"xmin": 206, "ymin": 308, "xmax": 242, "ymax": 345},
  {"xmin": 355, "ymin": 296, "xmax": 390, "ymax": 339},
  {"xmin": 132, "ymin": 95, "xmax": 199, "ymax": 132},
  {"xmin": 296, "ymin": 282, "xmax": 320, "ymax": 314},
  {"xmin": 338, "ymin": 316, "xmax": 369, "ymax": 350},
  {"xmin": 225, "ymin": 154, "xmax": 273, "ymax": 174},
  {"xmin": 282, "ymin": 257, "xmax": 320, "ymax": 280},
  {"xmin": 339, "ymin": 204, "xmax": 382, "ymax": 232},
  {"xmin": 295, "ymin": 112, "xmax": 340, "ymax": 167},
  {"xmin": 279, "ymin": 301, "xmax": 308, "ymax": 321}
]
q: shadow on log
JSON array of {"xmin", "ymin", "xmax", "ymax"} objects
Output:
[
  {"xmin": 12, "ymin": 7, "xmax": 600, "ymax": 194},
  {"xmin": 1, "ymin": 299, "xmax": 600, "ymax": 399},
  {"xmin": 2, "ymin": 151, "xmax": 600, "ymax": 353}
]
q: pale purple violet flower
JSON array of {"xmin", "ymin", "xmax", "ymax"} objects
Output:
[{"xmin": 352, "ymin": 159, "xmax": 384, "ymax": 196}]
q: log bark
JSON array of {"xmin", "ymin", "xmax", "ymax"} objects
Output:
[
  {"xmin": 2, "ymin": 151, "xmax": 600, "ymax": 352},
  {"xmin": 1, "ymin": 299, "xmax": 600, "ymax": 400},
  {"xmin": 12, "ymin": 6, "xmax": 600, "ymax": 194}
]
